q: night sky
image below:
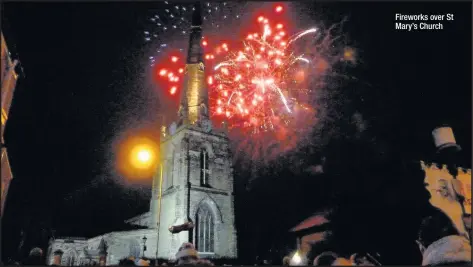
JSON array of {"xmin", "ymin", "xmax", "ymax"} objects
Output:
[{"xmin": 1, "ymin": 1, "xmax": 471, "ymax": 265}]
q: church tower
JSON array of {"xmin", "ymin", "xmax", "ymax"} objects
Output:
[
  {"xmin": 178, "ymin": 1, "xmax": 209, "ymax": 127},
  {"xmin": 149, "ymin": 2, "xmax": 237, "ymax": 260}
]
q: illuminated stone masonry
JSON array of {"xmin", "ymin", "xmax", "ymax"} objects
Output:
[{"xmin": 147, "ymin": 123, "xmax": 237, "ymax": 260}]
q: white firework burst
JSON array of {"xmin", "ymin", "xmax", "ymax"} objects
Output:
[{"xmin": 143, "ymin": 1, "xmax": 248, "ymax": 67}]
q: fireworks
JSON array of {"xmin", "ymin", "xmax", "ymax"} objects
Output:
[
  {"xmin": 146, "ymin": 1, "xmax": 247, "ymax": 98},
  {"xmin": 209, "ymin": 21, "xmax": 319, "ymax": 132},
  {"xmin": 150, "ymin": 2, "xmax": 355, "ymax": 160},
  {"xmin": 144, "ymin": 1, "xmax": 247, "ymax": 67},
  {"xmin": 153, "ymin": 5, "xmax": 319, "ymax": 128}
]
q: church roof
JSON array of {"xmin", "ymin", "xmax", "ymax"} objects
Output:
[
  {"xmin": 114, "ymin": 223, "xmax": 149, "ymax": 231},
  {"xmin": 55, "ymin": 236, "xmax": 87, "ymax": 241},
  {"xmin": 125, "ymin": 211, "xmax": 150, "ymax": 225},
  {"xmin": 86, "ymin": 224, "xmax": 149, "ymax": 239}
]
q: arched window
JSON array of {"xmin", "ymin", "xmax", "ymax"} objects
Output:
[
  {"xmin": 195, "ymin": 205, "xmax": 215, "ymax": 253},
  {"xmin": 200, "ymin": 149, "xmax": 210, "ymax": 186}
]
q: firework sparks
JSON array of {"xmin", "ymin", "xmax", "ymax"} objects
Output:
[
  {"xmin": 151, "ymin": 3, "xmax": 355, "ymax": 161},
  {"xmin": 208, "ymin": 14, "xmax": 319, "ymax": 133},
  {"xmin": 144, "ymin": 1, "xmax": 247, "ymax": 67}
]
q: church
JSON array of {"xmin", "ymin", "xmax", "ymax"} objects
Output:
[{"xmin": 46, "ymin": 3, "xmax": 237, "ymax": 265}]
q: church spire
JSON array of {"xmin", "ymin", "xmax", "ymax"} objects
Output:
[
  {"xmin": 178, "ymin": 2, "xmax": 209, "ymax": 126},
  {"xmin": 186, "ymin": 2, "xmax": 203, "ymax": 64}
]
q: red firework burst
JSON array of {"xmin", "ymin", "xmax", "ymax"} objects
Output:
[
  {"xmin": 152, "ymin": 4, "xmax": 354, "ymax": 161},
  {"xmin": 208, "ymin": 22, "xmax": 319, "ymax": 134}
]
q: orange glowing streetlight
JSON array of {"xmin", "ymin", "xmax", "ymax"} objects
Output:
[
  {"xmin": 129, "ymin": 144, "xmax": 156, "ymax": 170},
  {"xmin": 115, "ymin": 135, "xmax": 160, "ymax": 181}
]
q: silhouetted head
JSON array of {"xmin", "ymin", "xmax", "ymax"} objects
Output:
[
  {"xmin": 119, "ymin": 259, "xmax": 134, "ymax": 265},
  {"xmin": 29, "ymin": 247, "xmax": 43, "ymax": 257},
  {"xmin": 23, "ymin": 248, "xmax": 43, "ymax": 265},
  {"xmin": 176, "ymin": 242, "xmax": 198, "ymax": 265}
]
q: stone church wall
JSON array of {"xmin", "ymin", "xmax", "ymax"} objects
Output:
[
  {"xmin": 189, "ymin": 190, "xmax": 237, "ymax": 258},
  {"xmin": 47, "ymin": 239, "xmax": 87, "ymax": 265},
  {"xmin": 152, "ymin": 127, "xmax": 237, "ymax": 259},
  {"xmin": 98, "ymin": 230, "xmax": 157, "ymax": 265},
  {"xmin": 155, "ymin": 190, "xmax": 181, "ymax": 259}
]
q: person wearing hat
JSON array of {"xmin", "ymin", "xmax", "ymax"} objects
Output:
[{"xmin": 175, "ymin": 242, "xmax": 199, "ymax": 265}]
